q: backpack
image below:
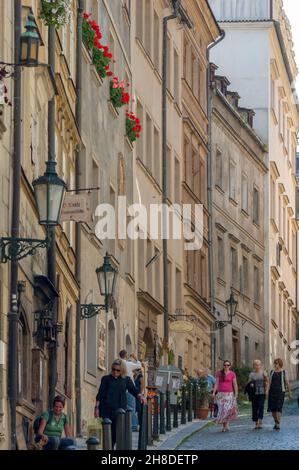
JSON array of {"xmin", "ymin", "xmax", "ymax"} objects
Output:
[{"xmin": 33, "ymin": 411, "xmax": 53, "ymax": 434}]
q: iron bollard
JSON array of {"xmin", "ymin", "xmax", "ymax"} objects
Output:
[
  {"xmin": 138, "ymin": 402, "xmax": 148, "ymax": 450},
  {"xmin": 102, "ymin": 418, "xmax": 112, "ymax": 450},
  {"xmin": 86, "ymin": 436, "xmax": 99, "ymax": 451},
  {"xmin": 159, "ymin": 391, "xmax": 165, "ymax": 434},
  {"xmin": 188, "ymin": 384, "xmax": 193, "ymax": 422},
  {"xmin": 125, "ymin": 406, "xmax": 133, "ymax": 450},
  {"xmin": 173, "ymin": 400, "xmax": 178, "ymax": 428},
  {"xmin": 116, "ymin": 408, "xmax": 126, "ymax": 450},
  {"xmin": 147, "ymin": 398, "xmax": 153, "ymax": 446},
  {"xmin": 181, "ymin": 386, "xmax": 186, "ymax": 425},
  {"xmin": 166, "ymin": 388, "xmax": 172, "ymax": 431},
  {"xmin": 193, "ymin": 382, "xmax": 198, "ymax": 420},
  {"xmin": 152, "ymin": 394, "xmax": 159, "ymax": 440}
]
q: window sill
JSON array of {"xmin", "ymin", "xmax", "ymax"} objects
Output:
[
  {"xmin": 217, "ymin": 277, "xmax": 226, "ymax": 287},
  {"xmin": 174, "ymin": 101, "xmax": 182, "ymax": 117},
  {"xmin": 215, "ymin": 184, "xmax": 224, "ymax": 195},
  {"xmin": 229, "ymin": 197, "xmax": 238, "ymax": 207},
  {"xmin": 108, "ymin": 101, "xmax": 119, "ymax": 119},
  {"xmin": 125, "ymin": 135, "xmax": 134, "ymax": 151},
  {"xmin": 241, "ymin": 208, "xmax": 249, "ymax": 218},
  {"xmin": 254, "ymin": 302, "xmax": 261, "ymax": 311},
  {"xmin": 271, "ymin": 107, "xmax": 278, "ymax": 125}
]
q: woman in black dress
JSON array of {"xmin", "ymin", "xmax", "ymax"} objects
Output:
[{"xmin": 268, "ymin": 358, "xmax": 292, "ymax": 430}]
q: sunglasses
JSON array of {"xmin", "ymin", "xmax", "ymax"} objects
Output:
[
  {"xmin": 224, "ymin": 364, "xmax": 230, "ymax": 367},
  {"xmin": 112, "ymin": 368, "xmax": 121, "ymax": 372}
]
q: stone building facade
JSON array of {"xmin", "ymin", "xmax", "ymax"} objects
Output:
[
  {"xmin": 210, "ymin": 0, "xmax": 299, "ymax": 378},
  {"xmin": 210, "ymin": 69, "xmax": 267, "ymax": 369}
]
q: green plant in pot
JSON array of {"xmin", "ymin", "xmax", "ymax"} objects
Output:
[{"xmin": 197, "ymin": 377, "xmax": 210, "ymax": 420}]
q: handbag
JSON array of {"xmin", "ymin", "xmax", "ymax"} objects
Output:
[{"xmin": 244, "ymin": 381, "xmax": 256, "ymax": 401}]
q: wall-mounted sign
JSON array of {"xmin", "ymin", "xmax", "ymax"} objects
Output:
[
  {"xmin": 61, "ymin": 194, "xmax": 91, "ymax": 223},
  {"xmin": 169, "ymin": 320, "xmax": 194, "ymax": 333}
]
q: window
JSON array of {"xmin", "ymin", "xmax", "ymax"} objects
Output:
[
  {"xmin": 153, "ymin": 11, "xmax": 160, "ymax": 70},
  {"xmin": 231, "ymin": 247, "xmax": 238, "ymax": 288},
  {"xmin": 154, "ymin": 127, "xmax": 160, "ymax": 185},
  {"xmin": 167, "ymin": 146, "xmax": 172, "ymax": 200},
  {"xmin": 144, "ymin": 0, "xmax": 151, "ymax": 56},
  {"xmin": 168, "ymin": 260, "xmax": 172, "ymax": 314},
  {"xmin": 175, "ymin": 268, "xmax": 182, "ymax": 309},
  {"xmin": 253, "ymin": 187, "xmax": 260, "ymax": 225},
  {"xmin": 109, "ymin": 185, "xmax": 116, "ymax": 256},
  {"xmin": 254, "ymin": 266, "xmax": 260, "ymax": 304},
  {"xmin": 91, "ymin": 159, "xmax": 100, "ymax": 220},
  {"xmin": 200, "ymin": 252, "xmax": 207, "ymax": 298},
  {"xmin": 109, "ymin": 33, "xmax": 115, "ymax": 73},
  {"xmin": 242, "ymin": 257, "xmax": 248, "ymax": 295},
  {"xmin": 216, "ymin": 149, "xmax": 222, "ymax": 188},
  {"xmin": 271, "ymin": 177, "xmax": 276, "ymax": 220},
  {"xmin": 136, "ymin": 0, "xmax": 143, "ymax": 40},
  {"xmin": 229, "ymin": 161, "xmax": 236, "ymax": 201},
  {"xmin": 136, "ymin": 100, "xmax": 143, "ymax": 162},
  {"xmin": 271, "ymin": 78, "xmax": 276, "ymax": 112},
  {"xmin": 241, "ymin": 174, "xmax": 248, "ymax": 212},
  {"xmin": 138, "ymin": 237, "xmax": 145, "ymax": 290},
  {"xmin": 245, "ymin": 336, "xmax": 250, "ymax": 366},
  {"xmin": 184, "ymin": 138, "xmax": 191, "ymax": 186},
  {"xmin": 146, "ymin": 239, "xmax": 153, "ymax": 295},
  {"xmin": 174, "ymin": 157, "xmax": 180, "ymax": 204},
  {"xmin": 167, "ymin": 35, "xmax": 171, "ymax": 92},
  {"xmin": 146, "ymin": 113, "xmax": 152, "ymax": 173},
  {"xmin": 174, "ymin": 48, "xmax": 179, "ymax": 102},
  {"xmin": 217, "ymin": 237, "xmax": 224, "ymax": 278},
  {"xmin": 154, "ymin": 247, "xmax": 161, "ymax": 301}
]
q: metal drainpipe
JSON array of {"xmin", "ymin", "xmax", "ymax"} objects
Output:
[
  {"xmin": 8, "ymin": 0, "xmax": 22, "ymax": 450},
  {"xmin": 206, "ymin": 31, "xmax": 225, "ymax": 375},
  {"xmin": 48, "ymin": 25, "xmax": 58, "ymax": 406},
  {"xmin": 75, "ymin": 0, "xmax": 84, "ymax": 437}
]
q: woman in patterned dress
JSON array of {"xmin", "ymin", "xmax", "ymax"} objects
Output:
[{"xmin": 213, "ymin": 360, "xmax": 238, "ymax": 432}]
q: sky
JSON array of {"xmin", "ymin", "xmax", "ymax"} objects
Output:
[{"xmin": 283, "ymin": 0, "xmax": 299, "ymax": 91}]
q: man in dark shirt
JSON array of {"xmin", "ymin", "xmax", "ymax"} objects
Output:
[{"xmin": 94, "ymin": 359, "xmax": 143, "ymax": 447}]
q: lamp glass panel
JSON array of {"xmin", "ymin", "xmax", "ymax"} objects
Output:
[
  {"xmin": 97, "ymin": 270, "xmax": 106, "ymax": 296},
  {"xmin": 48, "ymin": 184, "xmax": 65, "ymax": 225},
  {"xmin": 34, "ymin": 183, "xmax": 48, "ymax": 224},
  {"xmin": 106, "ymin": 271, "xmax": 115, "ymax": 295},
  {"xmin": 29, "ymin": 40, "xmax": 38, "ymax": 62},
  {"xmin": 21, "ymin": 41, "xmax": 28, "ymax": 62}
]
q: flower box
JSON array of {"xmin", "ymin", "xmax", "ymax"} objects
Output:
[
  {"xmin": 82, "ymin": 12, "xmax": 113, "ymax": 81},
  {"xmin": 40, "ymin": 0, "xmax": 71, "ymax": 28},
  {"xmin": 125, "ymin": 111, "xmax": 142, "ymax": 144}
]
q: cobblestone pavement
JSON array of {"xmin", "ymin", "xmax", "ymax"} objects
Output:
[{"xmin": 177, "ymin": 401, "xmax": 299, "ymax": 450}]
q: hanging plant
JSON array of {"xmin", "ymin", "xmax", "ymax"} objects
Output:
[
  {"xmin": 82, "ymin": 12, "xmax": 113, "ymax": 79},
  {"xmin": 110, "ymin": 76, "xmax": 130, "ymax": 108},
  {"xmin": 0, "ymin": 67, "xmax": 12, "ymax": 108},
  {"xmin": 125, "ymin": 110, "xmax": 142, "ymax": 143},
  {"xmin": 40, "ymin": 0, "xmax": 72, "ymax": 28}
]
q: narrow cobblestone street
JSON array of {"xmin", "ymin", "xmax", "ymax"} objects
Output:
[{"xmin": 178, "ymin": 402, "xmax": 299, "ymax": 450}]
